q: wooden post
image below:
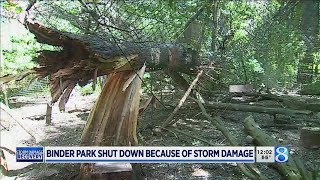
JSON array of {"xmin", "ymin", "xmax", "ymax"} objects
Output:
[
  {"xmin": 3, "ymin": 88, "xmax": 9, "ymax": 108},
  {"xmin": 45, "ymin": 103, "xmax": 52, "ymax": 125},
  {"xmin": 0, "ymin": 84, "xmax": 10, "ymax": 107}
]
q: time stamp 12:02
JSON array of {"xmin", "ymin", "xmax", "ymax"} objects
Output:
[{"xmin": 256, "ymin": 146, "xmax": 289, "ymax": 163}]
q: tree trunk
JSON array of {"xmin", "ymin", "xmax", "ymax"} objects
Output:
[{"xmin": 80, "ymin": 66, "xmax": 145, "ymax": 179}]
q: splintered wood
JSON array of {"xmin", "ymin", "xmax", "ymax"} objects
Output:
[{"xmin": 80, "ymin": 66, "xmax": 145, "ymax": 179}]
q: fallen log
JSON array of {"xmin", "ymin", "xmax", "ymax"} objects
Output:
[
  {"xmin": 259, "ymin": 124, "xmax": 302, "ymax": 129},
  {"xmin": 244, "ymin": 116, "xmax": 312, "ymax": 180},
  {"xmin": 205, "ymin": 101, "xmax": 313, "ymax": 116},
  {"xmin": 237, "ymin": 92, "xmax": 320, "ymax": 112}
]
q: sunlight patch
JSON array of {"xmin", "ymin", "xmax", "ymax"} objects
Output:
[{"xmin": 192, "ymin": 168, "xmax": 210, "ymax": 179}]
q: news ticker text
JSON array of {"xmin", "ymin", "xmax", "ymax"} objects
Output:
[{"xmin": 16, "ymin": 146, "xmax": 289, "ymax": 163}]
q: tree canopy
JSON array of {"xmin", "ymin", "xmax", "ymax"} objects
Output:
[{"xmin": 1, "ymin": 0, "xmax": 319, "ymax": 92}]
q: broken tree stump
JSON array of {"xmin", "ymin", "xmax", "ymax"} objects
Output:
[
  {"xmin": 80, "ymin": 66, "xmax": 145, "ymax": 180},
  {"xmin": 300, "ymin": 127, "xmax": 320, "ymax": 149}
]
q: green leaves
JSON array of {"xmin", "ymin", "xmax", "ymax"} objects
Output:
[
  {"xmin": 0, "ymin": 20, "xmax": 55, "ymax": 75},
  {"xmin": 247, "ymin": 57, "xmax": 264, "ymax": 73},
  {"xmin": 2, "ymin": 1, "xmax": 22, "ymax": 13},
  {"xmin": 2, "ymin": 44, "xmax": 36, "ymax": 75},
  {"xmin": 143, "ymin": 73, "xmax": 151, "ymax": 79}
]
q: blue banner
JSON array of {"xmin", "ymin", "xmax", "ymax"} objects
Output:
[{"xmin": 16, "ymin": 147, "xmax": 44, "ymax": 162}]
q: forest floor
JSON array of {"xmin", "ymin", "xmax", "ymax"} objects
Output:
[{"xmin": 1, "ymin": 90, "xmax": 320, "ymax": 180}]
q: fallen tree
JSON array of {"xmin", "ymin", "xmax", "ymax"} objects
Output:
[
  {"xmin": 4, "ymin": 1, "xmax": 318, "ymax": 179},
  {"xmin": 7, "ymin": 19, "xmax": 200, "ymax": 179},
  {"xmin": 204, "ymin": 101, "xmax": 313, "ymax": 116},
  {"xmin": 21, "ymin": 20, "xmax": 199, "ymax": 111}
]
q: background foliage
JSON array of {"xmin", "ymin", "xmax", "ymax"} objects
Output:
[{"xmin": 0, "ymin": 0, "xmax": 319, "ymax": 102}]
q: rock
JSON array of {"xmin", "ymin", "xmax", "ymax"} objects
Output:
[{"xmin": 245, "ymin": 135, "xmax": 254, "ymax": 144}]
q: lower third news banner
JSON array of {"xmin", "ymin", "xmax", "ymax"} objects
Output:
[{"xmin": 17, "ymin": 146, "xmax": 255, "ymax": 163}]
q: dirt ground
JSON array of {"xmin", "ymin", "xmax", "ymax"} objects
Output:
[{"xmin": 1, "ymin": 90, "xmax": 319, "ymax": 180}]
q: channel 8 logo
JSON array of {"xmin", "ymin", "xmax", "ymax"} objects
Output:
[{"xmin": 274, "ymin": 146, "xmax": 288, "ymax": 163}]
